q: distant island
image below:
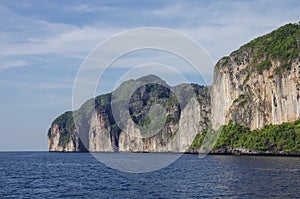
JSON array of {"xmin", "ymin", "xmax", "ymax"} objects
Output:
[{"xmin": 48, "ymin": 23, "xmax": 300, "ymax": 155}]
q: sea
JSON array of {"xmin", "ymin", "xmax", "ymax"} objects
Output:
[{"xmin": 0, "ymin": 152, "xmax": 299, "ymax": 198}]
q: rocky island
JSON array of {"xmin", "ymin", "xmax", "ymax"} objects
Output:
[{"xmin": 48, "ymin": 23, "xmax": 300, "ymax": 155}]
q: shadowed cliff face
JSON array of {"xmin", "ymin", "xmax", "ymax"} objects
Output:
[
  {"xmin": 48, "ymin": 75, "xmax": 211, "ymax": 152},
  {"xmin": 212, "ymin": 23, "xmax": 300, "ymax": 130},
  {"xmin": 48, "ymin": 23, "xmax": 300, "ymax": 152}
]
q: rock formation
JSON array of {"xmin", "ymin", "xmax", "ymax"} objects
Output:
[
  {"xmin": 212, "ymin": 23, "xmax": 300, "ymax": 130},
  {"xmin": 48, "ymin": 75, "xmax": 211, "ymax": 152},
  {"xmin": 48, "ymin": 23, "xmax": 300, "ymax": 153}
]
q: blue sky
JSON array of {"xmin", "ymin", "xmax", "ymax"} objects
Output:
[{"xmin": 0, "ymin": 0, "xmax": 299, "ymax": 151}]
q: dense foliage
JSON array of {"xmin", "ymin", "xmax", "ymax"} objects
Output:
[
  {"xmin": 216, "ymin": 23, "xmax": 300, "ymax": 74},
  {"xmin": 244, "ymin": 23, "xmax": 300, "ymax": 74},
  {"xmin": 191, "ymin": 120, "xmax": 300, "ymax": 153},
  {"xmin": 129, "ymin": 83, "xmax": 180, "ymax": 129},
  {"xmin": 48, "ymin": 111, "xmax": 75, "ymax": 147}
]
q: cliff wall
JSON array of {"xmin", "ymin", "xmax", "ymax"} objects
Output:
[
  {"xmin": 212, "ymin": 23, "xmax": 300, "ymax": 129},
  {"xmin": 48, "ymin": 23, "xmax": 300, "ymax": 153}
]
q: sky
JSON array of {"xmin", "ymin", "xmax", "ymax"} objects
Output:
[{"xmin": 0, "ymin": 0, "xmax": 299, "ymax": 151}]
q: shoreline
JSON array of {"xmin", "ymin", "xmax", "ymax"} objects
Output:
[{"xmin": 46, "ymin": 150, "xmax": 300, "ymax": 157}]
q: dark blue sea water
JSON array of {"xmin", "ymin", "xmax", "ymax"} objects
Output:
[{"xmin": 0, "ymin": 152, "xmax": 300, "ymax": 198}]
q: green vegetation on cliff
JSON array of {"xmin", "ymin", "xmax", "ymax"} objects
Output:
[
  {"xmin": 49, "ymin": 79, "xmax": 183, "ymax": 148},
  {"xmin": 216, "ymin": 23, "xmax": 300, "ymax": 74},
  {"xmin": 48, "ymin": 111, "xmax": 75, "ymax": 147},
  {"xmin": 191, "ymin": 120, "xmax": 300, "ymax": 153},
  {"xmin": 245, "ymin": 23, "xmax": 300, "ymax": 74}
]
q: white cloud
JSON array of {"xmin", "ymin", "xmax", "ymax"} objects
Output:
[
  {"xmin": 0, "ymin": 60, "xmax": 28, "ymax": 70},
  {"xmin": 151, "ymin": 3, "xmax": 184, "ymax": 18},
  {"xmin": 0, "ymin": 77, "xmax": 74, "ymax": 90},
  {"xmin": 0, "ymin": 23, "xmax": 122, "ymax": 59},
  {"xmin": 68, "ymin": 4, "xmax": 95, "ymax": 13},
  {"xmin": 1, "ymin": 0, "xmax": 300, "ymax": 81},
  {"xmin": 1, "ymin": 0, "xmax": 300, "ymax": 151},
  {"xmin": 66, "ymin": 3, "xmax": 118, "ymax": 13}
]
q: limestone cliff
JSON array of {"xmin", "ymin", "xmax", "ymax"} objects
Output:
[
  {"xmin": 48, "ymin": 23, "xmax": 300, "ymax": 153},
  {"xmin": 48, "ymin": 75, "xmax": 211, "ymax": 152},
  {"xmin": 212, "ymin": 23, "xmax": 300, "ymax": 130},
  {"xmin": 48, "ymin": 111, "xmax": 82, "ymax": 152}
]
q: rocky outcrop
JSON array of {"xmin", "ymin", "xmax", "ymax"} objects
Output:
[
  {"xmin": 212, "ymin": 54, "xmax": 300, "ymax": 130},
  {"xmin": 212, "ymin": 23, "xmax": 300, "ymax": 130},
  {"xmin": 118, "ymin": 96, "xmax": 209, "ymax": 152},
  {"xmin": 88, "ymin": 112, "xmax": 114, "ymax": 152},
  {"xmin": 48, "ymin": 76, "xmax": 211, "ymax": 152},
  {"xmin": 48, "ymin": 112, "xmax": 82, "ymax": 152},
  {"xmin": 48, "ymin": 23, "xmax": 300, "ymax": 153},
  {"xmin": 210, "ymin": 147, "xmax": 300, "ymax": 156}
]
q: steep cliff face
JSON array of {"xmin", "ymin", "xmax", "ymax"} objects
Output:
[
  {"xmin": 118, "ymin": 93, "xmax": 210, "ymax": 152},
  {"xmin": 48, "ymin": 111, "xmax": 81, "ymax": 152},
  {"xmin": 48, "ymin": 75, "xmax": 211, "ymax": 152},
  {"xmin": 212, "ymin": 23, "xmax": 300, "ymax": 130},
  {"xmin": 48, "ymin": 23, "xmax": 300, "ymax": 153},
  {"xmin": 88, "ymin": 112, "xmax": 114, "ymax": 152}
]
